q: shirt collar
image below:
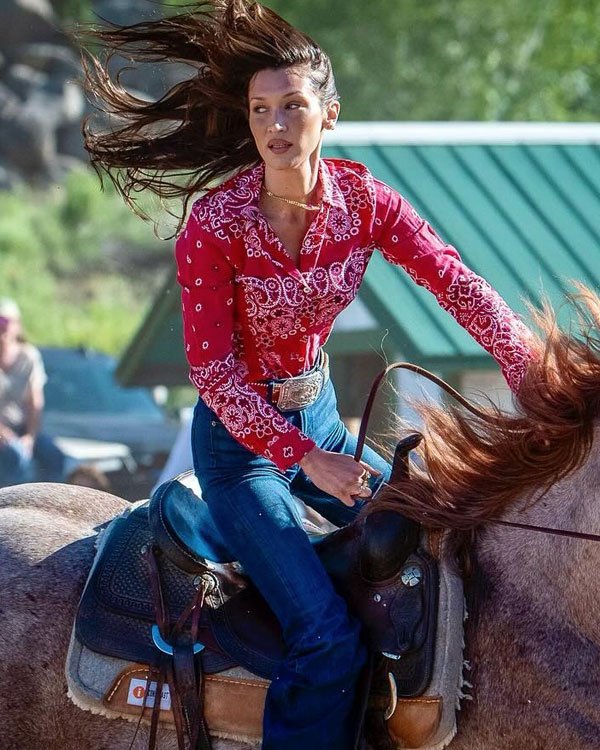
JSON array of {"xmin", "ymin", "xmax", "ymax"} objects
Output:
[
  {"xmin": 235, "ymin": 159, "xmax": 349, "ymax": 215},
  {"xmin": 319, "ymin": 159, "xmax": 349, "ymax": 214}
]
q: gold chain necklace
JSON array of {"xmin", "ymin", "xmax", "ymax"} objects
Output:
[{"xmin": 263, "ymin": 187, "xmax": 322, "ymax": 212}]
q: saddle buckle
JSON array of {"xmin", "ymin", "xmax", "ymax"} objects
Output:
[{"xmin": 193, "ymin": 571, "xmax": 218, "ymax": 596}]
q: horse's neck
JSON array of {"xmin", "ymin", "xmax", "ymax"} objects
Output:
[
  {"xmin": 476, "ymin": 424, "xmax": 600, "ymax": 644},
  {"xmin": 454, "ymin": 435, "xmax": 600, "ymax": 749},
  {"xmin": 460, "ymin": 564, "xmax": 600, "ymax": 750}
]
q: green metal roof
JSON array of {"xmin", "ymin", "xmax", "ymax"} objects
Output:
[{"xmin": 117, "ymin": 125, "xmax": 600, "ymax": 386}]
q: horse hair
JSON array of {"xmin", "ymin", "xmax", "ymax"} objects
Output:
[{"xmin": 371, "ymin": 286, "xmax": 600, "ymax": 530}]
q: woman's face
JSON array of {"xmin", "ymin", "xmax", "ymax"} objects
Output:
[{"xmin": 248, "ymin": 66, "xmax": 338, "ymax": 172}]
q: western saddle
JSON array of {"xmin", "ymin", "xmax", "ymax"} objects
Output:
[{"xmin": 74, "ymin": 436, "xmax": 440, "ymax": 749}]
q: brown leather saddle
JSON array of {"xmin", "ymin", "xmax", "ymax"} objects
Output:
[{"xmin": 75, "ymin": 435, "xmax": 439, "ymax": 747}]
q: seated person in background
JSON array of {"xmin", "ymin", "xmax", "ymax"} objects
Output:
[{"xmin": 0, "ymin": 298, "xmax": 65, "ymax": 486}]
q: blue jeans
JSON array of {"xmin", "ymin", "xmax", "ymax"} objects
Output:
[
  {"xmin": 0, "ymin": 432, "xmax": 65, "ymax": 487},
  {"xmin": 192, "ymin": 379, "xmax": 390, "ymax": 750}
]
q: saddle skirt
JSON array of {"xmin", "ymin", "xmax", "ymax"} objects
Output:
[{"xmin": 66, "ymin": 471, "xmax": 466, "ymax": 749}]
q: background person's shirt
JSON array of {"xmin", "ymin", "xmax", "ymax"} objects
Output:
[
  {"xmin": 176, "ymin": 158, "xmax": 533, "ymax": 471},
  {"xmin": 0, "ymin": 343, "xmax": 46, "ymax": 434}
]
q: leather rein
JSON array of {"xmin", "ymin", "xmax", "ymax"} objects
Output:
[{"xmin": 353, "ymin": 361, "xmax": 600, "ymax": 545}]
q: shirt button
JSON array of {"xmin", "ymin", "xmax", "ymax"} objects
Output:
[{"xmin": 303, "ymin": 286, "xmax": 310, "ymax": 293}]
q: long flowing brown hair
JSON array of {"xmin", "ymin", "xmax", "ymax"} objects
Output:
[
  {"xmin": 77, "ymin": 0, "xmax": 338, "ymax": 230},
  {"xmin": 372, "ymin": 287, "xmax": 600, "ymax": 530}
]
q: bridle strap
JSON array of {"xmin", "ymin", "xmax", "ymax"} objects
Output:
[
  {"xmin": 353, "ymin": 361, "xmax": 498, "ymax": 464},
  {"xmin": 377, "ymin": 479, "xmax": 600, "ymax": 544},
  {"xmin": 494, "ymin": 519, "xmax": 600, "ymax": 543}
]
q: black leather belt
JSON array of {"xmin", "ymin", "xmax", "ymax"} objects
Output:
[{"xmin": 251, "ymin": 351, "xmax": 330, "ymax": 412}]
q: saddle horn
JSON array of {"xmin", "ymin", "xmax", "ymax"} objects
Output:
[
  {"xmin": 359, "ymin": 435, "xmax": 422, "ymax": 583},
  {"xmin": 389, "ymin": 433, "xmax": 423, "ymax": 483}
]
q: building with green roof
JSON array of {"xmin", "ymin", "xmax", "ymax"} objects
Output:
[{"xmin": 117, "ymin": 122, "xmax": 600, "ymax": 433}]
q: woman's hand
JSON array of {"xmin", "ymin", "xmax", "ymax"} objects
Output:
[{"xmin": 299, "ymin": 446, "xmax": 381, "ymax": 506}]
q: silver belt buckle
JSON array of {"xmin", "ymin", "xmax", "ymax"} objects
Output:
[{"xmin": 277, "ymin": 370, "xmax": 324, "ymax": 411}]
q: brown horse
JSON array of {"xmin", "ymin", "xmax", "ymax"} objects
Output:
[{"xmin": 1, "ymin": 290, "xmax": 599, "ymax": 750}]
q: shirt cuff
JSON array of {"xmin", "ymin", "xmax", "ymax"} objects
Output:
[{"xmin": 265, "ymin": 433, "xmax": 317, "ymax": 472}]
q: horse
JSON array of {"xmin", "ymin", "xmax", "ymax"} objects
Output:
[{"xmin": 1, "ymin": 289, "xmax": 599, "ymax": 750}]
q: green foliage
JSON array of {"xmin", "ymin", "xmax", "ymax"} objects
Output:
[
  {"xmin": 265, "ymin": 0, "xmax": 600, "ymax": 121},
  {"xmin": 52, "ymin": 0, "xmax": 94, "ymax": 21},
  {"xmin": 0, "ymin": 169, "xmax": 171, "ymax": 355},
  {"xmin": 62, "ymin": 0, "xmax": 600, "ymax": 120}
]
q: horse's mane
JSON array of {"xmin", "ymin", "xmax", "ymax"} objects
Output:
[{"xmin": 373, "ymin": 287, "xmax": 600, "ymax": 530}]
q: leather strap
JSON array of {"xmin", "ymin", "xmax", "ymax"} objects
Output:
[
  {"xmin": 167, "ymin": 660, "xmax": 188, "ymax": 750},
  {"xmin": 148, "ymin": 661, "xmax": 168, "ymax": 750},
  {"xmin": 194, "ymin": 657, "xmax": 213, "ymax": 750},
  {"xmin": 144, "ymin": 545, "xmax": 169, "ymax": 636},
  {"xmin": 493, "ymin": 518, "xmax": 600, "ymax": 542},
  {"xmin": 144, "ymin": 547, "xmax": 213, "ymax": 750},
  {"xmin": 172, "ymin": 645, "xmax": 212, "ymax": 750},
  {"xmin": 353, "ymin": 361, "xmax": 496, "ymax": 464},
  {"xmin": 127, "ymin": 663, "xmax": 164, "ymax": 750}
]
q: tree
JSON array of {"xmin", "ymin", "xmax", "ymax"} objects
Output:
[{"xmin": 265, "ymin": 0, "xmax": 600, "ymax": 121}]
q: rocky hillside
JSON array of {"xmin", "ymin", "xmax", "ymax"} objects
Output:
[{"xmin": 0, "ymin": 0, "xmax": 191, "ymax": 189}]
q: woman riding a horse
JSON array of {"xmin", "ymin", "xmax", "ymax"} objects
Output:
[{"xmin": 80, "ymin": 2, "xmax": 534, "ymax": 747}]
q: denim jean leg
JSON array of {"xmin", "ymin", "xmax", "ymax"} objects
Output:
[
  {"xmin": 192, "ymin": 402, "xmax": 368, "ymax": 750},
  {"xmin": 204, "ymin": 474, "xmax": 367, "ymax": 749}
]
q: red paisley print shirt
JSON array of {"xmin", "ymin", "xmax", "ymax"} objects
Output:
[{"xmin": 176, "ymin": 158, "xmax": 532, "ymax": 471}]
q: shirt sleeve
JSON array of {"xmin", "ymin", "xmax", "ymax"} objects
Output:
[
  {"xmin": 371, "ymin": 179, "xmax": 534, "ymax": 392},
  {"xmin": 175, "ymin": 209, "xmax": 316, "ymax": 471},
  {"xmin": 26, "ymin": 345, "xmax": 47, "ymax": 393}
]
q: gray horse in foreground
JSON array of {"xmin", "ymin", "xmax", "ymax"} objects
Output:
[{"xmin": 1, "ymin": 291, "xmax": 599, "ymax": 750}]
